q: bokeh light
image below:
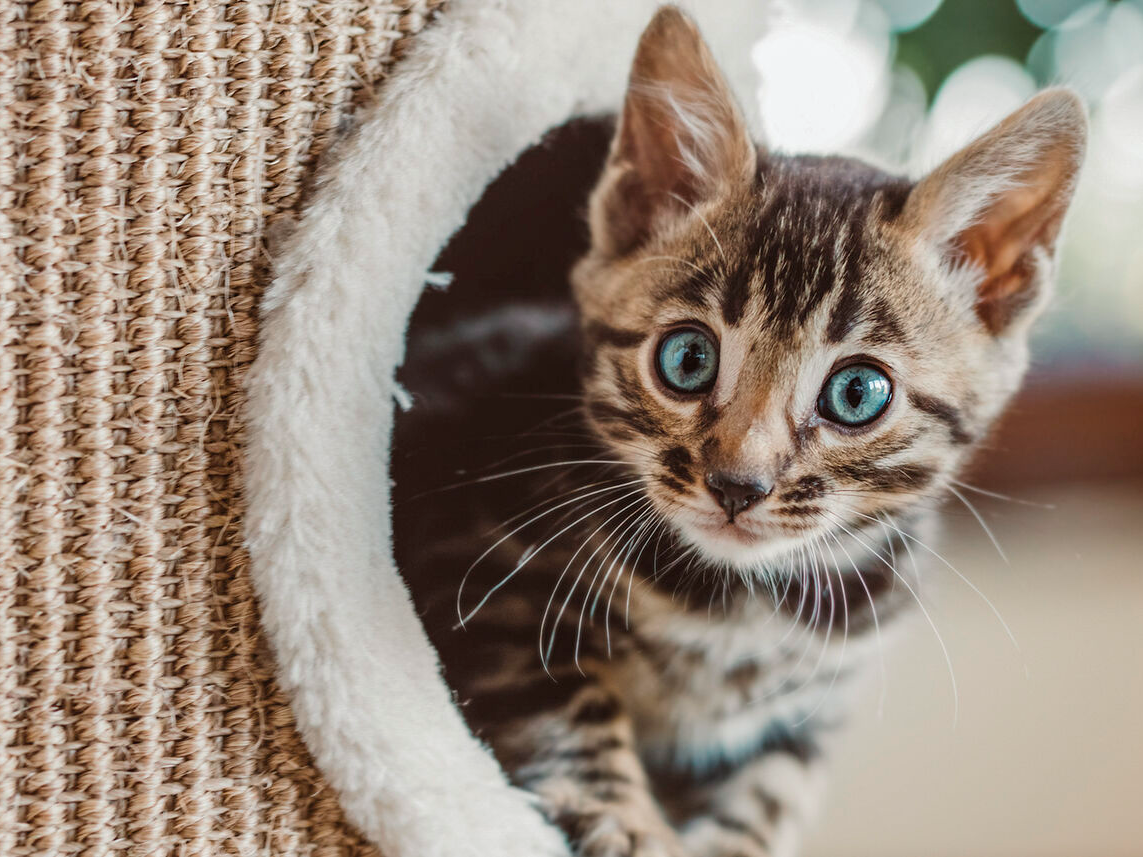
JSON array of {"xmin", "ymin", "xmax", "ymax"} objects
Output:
[
  {"xmin": 1050, "ymin": 1, "xmax": 1143, "ymax": 101},
  {"xmin": 856, "ymin": 65, "xmax": 928, "ymax": 167},
  {"xmin": 1099, "ymin": 64, "xmax": 1143, "ymax": 192},
  {"xmin": 914, "ymin": 55, "xmax": 1037, "ymax": 169},
  {"xmin": 752, "ymin": 0, "xmax": 891, "ymax": 153},
  {"xmin": 875, "ymin": 0, "xmax": 944, "ymax": 30},
  {"xmin": 1017, "ymin": 0, "xmax": 1090, "ymax": 29}
]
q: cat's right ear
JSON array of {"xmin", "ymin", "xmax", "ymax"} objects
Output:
[
  {"xmin": 588, "ymin": 6, "xmax": 755, "ymax": 259},
  {"xmin": 901, "ymin": 89, "xmax": 1087, "ymax": 335}
]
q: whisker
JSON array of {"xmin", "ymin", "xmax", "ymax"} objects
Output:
[
  {"xmin": 408, "ymin": 455, "xmax": 628, "ymax": 501},
  {"xmin": 834, "ymin": 527, "xmax": 889, "ymax": 718},
  {"xmin": 821, "ymin": 508, "xmax": 960, "ymax": 725},
  {"xmin": 793, "ymin": 531, "xmax": 853, "ymax": 727},
  {"xmin": 668, "ymin": 192, "xmax": 727, "ymax": 264},
  {"xmin": 632, "ymin": 253, "xmax": 708, "ymax": 276},
  {"xmin": 949, "ymin": 478, "xmax": 1055, "ymax": 509},
  {"xmin": 591, "ymin": 503, "xmax": 657, "ymax": 622},
  {"xmin": 576, "ymin": 501, "xmax": 652, "ymax": 667},
  {"xmin": 543, "ymin": 494, "xmax": 649, "ymax": 670},
  {"xmin": 494, "ymin": 393, "xmax": 585, "ymax": 401},
  {"xmin": 467, "ymin": 458, "xmax": 630, "ymax": 484},
  {"xmin": 948, "ymin": 485, "xmax": 1009, "ymax": 565},
  {"xmin": 795, "ymin": 537, "xmax": 838, "ymax": 707},
  {"xmin": 630, "ymin": 521, "xmax": 673, "ymax": 628},
  {"xmin": 486, "ymin": 406, "xmax": 585, "ymax": 443},
  {"xmin": 874, "ymin": 509, "xmax": 1023, "ymax": 659},
  {"xmin": 467, "ymin": 443, "xmax": 622, "ymax": 479},
  {"xmin": 751, "ymin": 547, "xmax": 800, "ymax": 632},
  {"xmin": 538, "ymin": 498, "xmax": 643, "ymax": 672},
  {"xmin": 487, "ymin": 477, "xmax": 632, "ymax": 536},
  {"xmin": 836, "ymin": 499, "xmax": 1022, "ymax": 658},
  {"xmin": 594, "ymin": 502, "xmax": 658, "ymax": 644},
  {"xmin": 606, "ymin": 512, "xmax": 666, "ymax": 654},
  {"xmin": 759, "ymin": 539, "xmax": 832, "ymax": 707},
  {"xmin": 761, "ymin": 539, "xmax": 819, "ymax": 663},
  {"xmin": 457, "ymin": 480, "xmax": 643, "ymax": 624}
]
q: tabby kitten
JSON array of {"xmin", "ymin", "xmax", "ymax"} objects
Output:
[{"xmin": 397, "ymin": 7, "xmax": 1086, "ymax": 856}]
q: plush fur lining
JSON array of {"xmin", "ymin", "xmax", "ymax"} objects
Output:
[{"xmin": 244, "ymin": 2, "xmax": 768, "ymax": 855}]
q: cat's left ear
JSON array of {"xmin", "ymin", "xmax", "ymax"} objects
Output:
[
  {"xmin": 902, "ymin": 89, "xmax": 1087, "ymax": 334},
  {"xmin": 588, "ymin": 6, "xmax": 756, "ymax": 259}
]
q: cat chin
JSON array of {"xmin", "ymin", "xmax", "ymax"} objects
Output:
[{"xmin": 672, "ymin": 518, "xmax": 805, "ymax": 571}]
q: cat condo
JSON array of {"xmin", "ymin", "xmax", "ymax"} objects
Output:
[{"xmin": 3, "ymin": 1, "xmax": 765, "ymax": 855}]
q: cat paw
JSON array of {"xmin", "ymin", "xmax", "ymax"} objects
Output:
[{"xmin": 574, "ymin": 815, "xmax": 685, "ymax": 857}]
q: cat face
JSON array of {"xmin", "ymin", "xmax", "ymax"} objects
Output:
[{"xmin": 572, "ymin": 7, "xmax": 1085, "ymax": 572}]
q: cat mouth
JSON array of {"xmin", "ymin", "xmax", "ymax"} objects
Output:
[
  {"xmin": 661, "ymin": 498, "xmax": 808, "ymax": 565},
  {"xmin": 669, "ymin": 503, "xmax": 768, "ymax": 541},
  {"xmin": 670, "ymin": 507, "xmax": 812, "ymax": 569},
  {"xmin": 693, "ymin": 518, "xmax": 761, "ymax": 543}
]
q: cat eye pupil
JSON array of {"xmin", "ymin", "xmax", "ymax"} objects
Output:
[
  {"xmin": 818, "ymin": 363, "xmax": 892, "ymax": 427},
  {"xmin": 681, "ymin": 344, "xmax": 703, "ymax": 374},
  {"xmin": 656, "ymin": 327, "xmax": 718, "ymax": 395}
]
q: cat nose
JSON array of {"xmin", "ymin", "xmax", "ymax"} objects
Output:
[{"xmin": 704, "ymin": 472, "xmax": 773, "ymax": 523}]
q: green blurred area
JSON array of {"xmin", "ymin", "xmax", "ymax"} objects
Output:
[
  {"xmin": 896, "ymin": 0, "xmax": 1043, "ymax": 98},
  {"xmin": 889, "ymin": 0, "xmax": 1143, "ymax": 367}
]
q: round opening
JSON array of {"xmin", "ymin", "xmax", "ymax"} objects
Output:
[{"xmin": 391, "ymin": 118, "xmax": 612, "ymax": 610}]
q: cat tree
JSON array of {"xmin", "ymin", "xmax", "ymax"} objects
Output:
[{"xmin": 3, "ymin": 1, "xmax": 765, "ymax": 854}]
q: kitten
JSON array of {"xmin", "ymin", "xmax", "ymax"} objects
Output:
[{"xmin": 395, "ymin": 6, "xmax": 1085, "ymax": 856}]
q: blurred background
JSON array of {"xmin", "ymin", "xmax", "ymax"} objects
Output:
[{"xmin": 746, "ymin": 1, "xmax": 1143, "ymax": 855}]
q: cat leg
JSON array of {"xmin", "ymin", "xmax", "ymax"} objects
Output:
[
  {"xmin": 487, "ymin": 679, "xmax": 688, "ymax": 857},
  {"xmin": 678, "ymin": 736, "xmax": 827, "ymax": 857}
]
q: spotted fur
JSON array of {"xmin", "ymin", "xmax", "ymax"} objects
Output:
[{"xmin": 397, "ymin": 7, "xmax": 1085, "ymax": 856}]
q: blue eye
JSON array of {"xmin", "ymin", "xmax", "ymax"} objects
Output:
[
  {"xmin": 818, "ymin": 363, "xmax": 892, "ymax": 426},
  {"xmin": 656, "ymin": 327, "xmax": 718, "ymax": 394}
]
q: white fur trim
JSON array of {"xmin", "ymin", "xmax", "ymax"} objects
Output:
[{"xmin": 244, "ymin": 2, "xmax": 768, "ymax": 855}]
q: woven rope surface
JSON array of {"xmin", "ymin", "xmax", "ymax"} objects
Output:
[{"xmin": 1, "ymin": 1, "xmax": 442, "ymax": 852}]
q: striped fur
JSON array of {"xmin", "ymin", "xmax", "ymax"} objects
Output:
[{"xmin": 398, "ymin": 8, "xmax": 1085, "ymax": 857}]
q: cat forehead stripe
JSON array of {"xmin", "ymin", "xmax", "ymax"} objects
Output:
[
  {"xmin": 748, "ymin": 159, "xmax": 911, "ymax": 335},
  {"xmin": 653, "ymin": 156, "xmax": 913, "ymax": 334}
]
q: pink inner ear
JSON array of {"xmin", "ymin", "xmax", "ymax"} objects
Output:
[
  {"xmin": 954, "ymin": 161, "xmax": 1073, "ymax": 333},
  {"xmin": 902, "ymin": 89, "xmax": 1086, "ymax": 334},
  {"xmin": 617, "ymin": 93, "xmax": 703, "ymax": 210}
]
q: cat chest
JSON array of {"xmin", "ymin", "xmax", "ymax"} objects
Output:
[{"xmin": 615, "ymin": 612, "xmax": 857, "ymax": 767}]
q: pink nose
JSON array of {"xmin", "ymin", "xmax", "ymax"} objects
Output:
[{"xmin": 704, "ymin": 472, "xmax": 773, "ymax": 523}]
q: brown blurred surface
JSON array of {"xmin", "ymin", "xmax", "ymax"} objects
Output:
[{"xmin": 970, "ymin": 372, "xmax": 1143, "ymax": 489}]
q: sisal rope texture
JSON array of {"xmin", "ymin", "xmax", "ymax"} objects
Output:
[{"xmin": 1, "ymin": 0, "xmax": 443, "ymax": 853}]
